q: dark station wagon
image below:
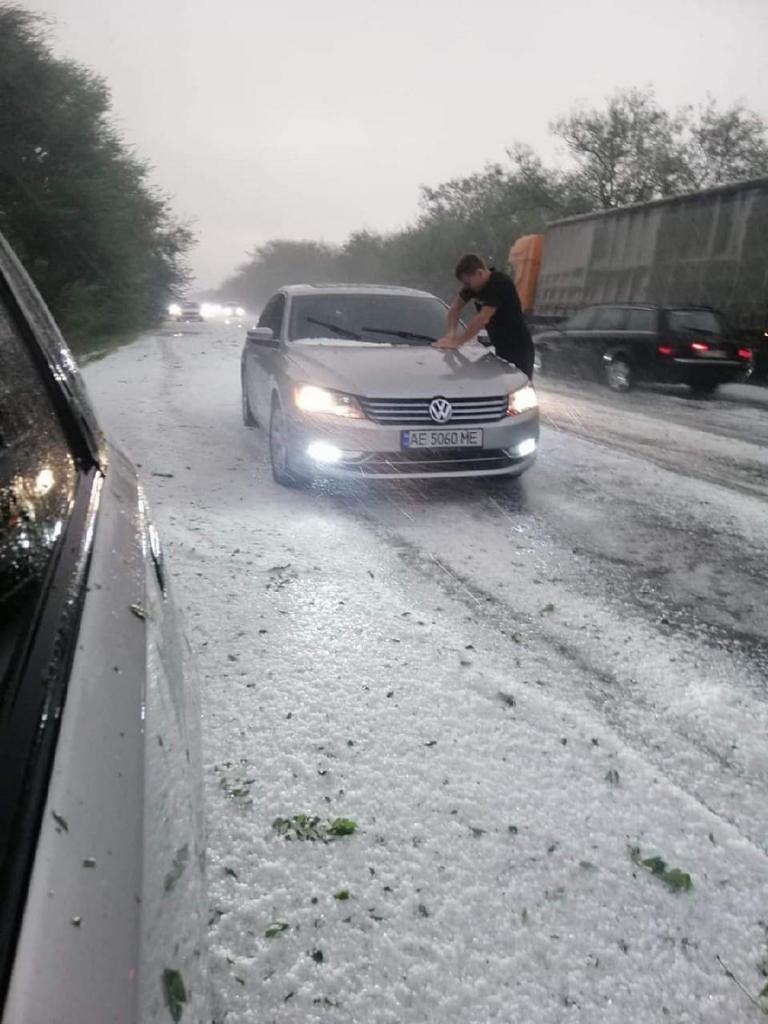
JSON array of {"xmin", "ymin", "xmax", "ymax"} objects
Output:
[{"xmin": 533, "ymin": 304, "xmax": 753, "ymax": 394}]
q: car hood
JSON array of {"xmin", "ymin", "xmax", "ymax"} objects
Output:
[{"xmin": 283, "ymin": 340, "xmax": 528, "ymax": 398}]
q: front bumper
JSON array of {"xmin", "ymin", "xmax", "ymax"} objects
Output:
[{"xmin": 286, "ymin": 409, "xmax": 540, "ymax": 479}]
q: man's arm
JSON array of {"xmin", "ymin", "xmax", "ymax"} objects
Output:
[
  {"xmin": 434, "ymin": 304, "xmax": 495, "ymax": 349},
  {"xmin": 445, "ymin": 294, "xmax": 465, "ymax": 337}
]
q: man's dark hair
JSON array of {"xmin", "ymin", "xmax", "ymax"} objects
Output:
[{"xmin": 455, "ymin": 253, "xmax": 486, "ymax": 280}]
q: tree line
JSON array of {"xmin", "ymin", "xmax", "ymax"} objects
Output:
[
  {"xmin": 0, "ymin": 4, "xmax": 192, "ymax": 355},
  {"xmin": 220, "ymin": 89, "xmax": 768, "ymax": 307}
]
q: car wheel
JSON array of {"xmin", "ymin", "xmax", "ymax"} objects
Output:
[
  {"xmin": 269, "ymin": 400, "xmax": 306, "ymax": 487},
  {"xmin": 241, "ymin": 376, "xmax": 257, "ymax": 427},
  {"xmin": 606, "ymin": 356, "xmax": 632, "ymax": 392}
]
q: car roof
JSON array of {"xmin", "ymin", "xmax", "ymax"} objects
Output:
[{"xmin": 279, "ymin": 283, "xmax": 437, "ymax": 299}]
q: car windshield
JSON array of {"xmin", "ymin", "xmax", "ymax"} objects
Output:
[
  {"xmin": 667, "ymin": 309, "xmax": 725, "ymax": 335},
  {"xmin": 289, "ymin": 293, "xmax": 448, "ymax": 345}
]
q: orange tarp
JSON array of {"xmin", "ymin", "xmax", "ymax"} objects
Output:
[{"xmin": 508, "ymin": 234, "xmax": 543, "ymax": 314}]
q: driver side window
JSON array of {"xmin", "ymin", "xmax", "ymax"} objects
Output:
[{"xmin": 258, "ymin": 294, "xmax": 286, "ymax": 337}]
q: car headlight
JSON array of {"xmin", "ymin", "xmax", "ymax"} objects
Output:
[
  {"xmin": 168, "ymin": 303, "xmax": 181, "ymax": 317},
  {"xmin": 293, "ymin": 384, "xmax": 363, "ymax": 418},
  {"xmin": 507, "ymin": 384, "xmax": 538, "ymax": 416},
  {"xmin": 235, "ymin": 307, "xmax": 245, "ymax": 317}
]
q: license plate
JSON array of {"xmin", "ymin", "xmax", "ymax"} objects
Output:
[{"xmin": 401, "ymin": 428, "xmax": 483, "ymax": 449}]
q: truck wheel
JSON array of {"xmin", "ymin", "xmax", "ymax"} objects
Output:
[{"xmin": 606, "ymin": 357, "xmax": 633, "ymax": 392}]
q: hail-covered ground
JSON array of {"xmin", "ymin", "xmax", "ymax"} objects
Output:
[{"xmin": 84, "ymin": 324, "xmax": 768, "ymax": 1024}]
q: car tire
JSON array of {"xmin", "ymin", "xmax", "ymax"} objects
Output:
[
  {"xmin": 241, "ymin": 376, "xmax": 258, "ymax": 427},
  {"xmin": 269, "ymin": 399, "xmax": 306, "ymax": 487},
  {"xmin": 606, "ymin": 356, "xmax": 633, "ymax": 392}
]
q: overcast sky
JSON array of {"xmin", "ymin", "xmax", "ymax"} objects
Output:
[{"xmin": 32, "ymin": 0, "xmax": 768, "ymax": 288}]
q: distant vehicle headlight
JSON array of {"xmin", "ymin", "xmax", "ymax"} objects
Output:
[
  {"xmin": 235, "ymin": 307, "xmax": 245, "ymax": 317},
  {"xmin": 168, "ymin": 303, "xmax": 182, "ymax": 317},
  {"xmin": 200, "ymin": 303, "xmax": 218, "ymax": 319},
  {"xmin": 293, "ymin": 384, "xmax": 363, "ymax": 418},
  {"xmin": 507, "ymin": 384, "xmax": 538, "ymax": 416}
]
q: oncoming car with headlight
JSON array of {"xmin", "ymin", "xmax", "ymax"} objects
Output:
[{"xmin": 240, "ymin": 284, "xmax": 539, "ymax": 485}]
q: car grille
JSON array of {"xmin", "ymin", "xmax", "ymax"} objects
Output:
[
  {"xmin": 359, "ymin": 396, "xmax": 507, "ymax": 425},
  {"xmin": 350, "ymin": 448, "xmax": 516, "ymax": 475}
]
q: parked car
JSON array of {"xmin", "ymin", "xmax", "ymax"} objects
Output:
[
  {"xmin": 168, "ymin": 300, "xmax": 204, "ymax": 323},
  {"xmin": 240, "ymin": 284, "xmax": 539, "ymax": 485},
  {"xmin": 0, "ymin": 231, "xmax": 209, "ymax": 1023},
  {"xmin": 533, "ymin": 304, "xmax": 753, "ymax": 394}
]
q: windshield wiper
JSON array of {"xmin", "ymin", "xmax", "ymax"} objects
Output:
[
  {"xmin": 361, "ymin": 326, "xmax": 436, "ymax": 343},
  {"xmin": 304, "ymin": 316, "xmax": 361, "ymax": 340}
]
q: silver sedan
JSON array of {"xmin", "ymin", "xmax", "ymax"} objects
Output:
[{"xmin": 241, "ymin": 285, "xmax": 539, "ymax": 485}]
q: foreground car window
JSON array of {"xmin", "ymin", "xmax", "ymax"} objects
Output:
[
  {"xmin": 0, "ymin": 289, "xmax": 79, "ymax": 993},
  {"xmin": 0, "ymin": 300, "xmax": 77, "ymax": 680},
  {"xmin": 289, "ymin": 293, "xmax": 449, "ymax": 343}
]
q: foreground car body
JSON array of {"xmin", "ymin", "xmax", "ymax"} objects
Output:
[
  {"xmin": 241, "ymin": 285, "xmax": 539, "ymax": 484},
  {"xmin": 0, "ymin": 233, "xmax": 208, "ymax": 1022},
  {"xmin": 534, "ymin": 303, "xmax": 752, "ymax": 394}
]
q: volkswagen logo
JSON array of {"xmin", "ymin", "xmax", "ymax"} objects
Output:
[{"xmin": 429, "ymin": 397, "xmax": 453, "ymax": 423}]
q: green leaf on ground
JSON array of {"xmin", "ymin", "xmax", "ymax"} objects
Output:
[
  {"xmin": 540, "ymin": 603, "xmax": 556, "ymax": 615},
  {"xmin": 161, "ymin": 969, "xmax": 187, "ymax": 1022},
  {"xmin": 605, "ymin": 768, "xmax": 620, "ymax": 786},
  {"xmin": 265, "ymin": 921, "xmax": 289, "ymax": 939},
  {"xmin": 328, "ymin": 817, "xmax": 358, "ymax": 836},
  {"xmin": 334, "ymin": 889, "xmax": 350, "ymax": 901},
  {"xmin": 630, "ymin": 847, "xmax": 693, "ymax": 892},
  {"xmin": 272, "ymin": 814, "xmax": 358, "ymax": 841},
  {"xmin": 164, "ymin": 844, "xmax": 189, "ymax": 893}
]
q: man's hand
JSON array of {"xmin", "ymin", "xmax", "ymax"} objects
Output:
[{"xmin": 433, "ymin": 335, "xmax": 464, "ymax": 350}]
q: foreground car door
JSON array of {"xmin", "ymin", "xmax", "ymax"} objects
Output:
[{"xmin": 0, "ymin": 234, "xmax": 208, "ymax": 1023}]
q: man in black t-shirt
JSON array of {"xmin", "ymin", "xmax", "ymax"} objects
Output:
[{"xmin": 433, "ymin": 253, "xmax": 535, "ymax": 379}]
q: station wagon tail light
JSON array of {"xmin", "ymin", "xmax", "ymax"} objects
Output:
[
  {"xmin": 737, "ymin": 348, "xmax": 752, "ymax": 360},
  {"xmin": 690, "ymin": 341, "xmax": 709, "ymax": 352},
  {"xmin": 657, "ymin": 345, "xmax": 673, "ymax": 356},
  {"xmin": 293, "ymin": 384, "xmax": 363, "ymax": 418},
  {"xmin": 507, "ymin": 384, "xmax": 538, "ymax": 416}
]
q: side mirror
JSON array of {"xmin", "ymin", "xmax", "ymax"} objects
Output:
[{"xmin": 246, "ymin": 327, "xmax": 277, "ymax": 347}]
